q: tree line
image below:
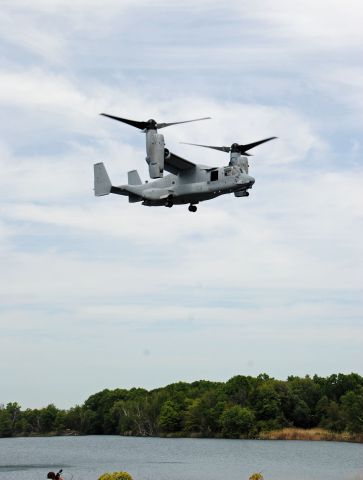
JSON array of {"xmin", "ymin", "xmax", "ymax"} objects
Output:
[{"xmin": 1, "ymin": 373, "xmax": 363, "ymax": 438}]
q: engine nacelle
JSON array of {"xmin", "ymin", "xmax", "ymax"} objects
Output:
[
  {"xmin": 229, "ymin": 154, "xmax": 249, "ymax": 174},
  {"xmin": 234, "ymin": 190, "xmax": 249, "ymax": 197},
  {"xmin": 146, "ymin": 130, "xmax": 165, "ymax": 178}
]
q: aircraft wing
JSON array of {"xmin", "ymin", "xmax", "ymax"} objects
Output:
[{"xmin": 164, "ymin": 149, "xmax": 196, "ymax": 175}]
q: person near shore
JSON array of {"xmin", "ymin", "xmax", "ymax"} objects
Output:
[{"xmin": 47, "ymin": 471, "xmax": 64, "ymax": 480}]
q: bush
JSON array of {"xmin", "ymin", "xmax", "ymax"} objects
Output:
[
  {"xmin": 98, "ymin": 472, "xmax": 133, "ymax": 480},
  {"xmin": 220, "ymin": 405, "xmax": 255, "ymax": 438},
  {"xmin": 249, "ymin": 474, "xmax": 264, "ymax": 480}
]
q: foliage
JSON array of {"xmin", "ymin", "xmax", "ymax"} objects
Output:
[
  {"xmin": 341, "ymin": 389, "xmax": 363, "ymax": 433},
  {"xmin": 98, "ymin": 472, "xmax": 133, "ymax": 480},
  {"xmin": 2, "ymin": 373, "xmax": 363, "ymax": 439},
  {"xmin": 220, "ymin": 405, "xmax": 255, "ymax": 438},
  {"xmin": 0, "ymin": 409, "xmax": 12, "ymax": 437},
  {"xmin": 249, "ymin": 473, "xmax": 264, "ymax": 480},
  {"xmin": 184, "ymin": 389, "xmax": 226, "ymax": 436},
  {"xmin": 158, "ymin": 400, "xmax": 182, "ymax": 433}
]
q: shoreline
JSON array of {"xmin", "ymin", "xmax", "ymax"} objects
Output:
[
  {"xmin": 10, "ymin": 428, "xmax": 363, "ymax": 444},
  {"xmin": 257, "ymin": 427, "xmax": 363, "ymax": 443}
]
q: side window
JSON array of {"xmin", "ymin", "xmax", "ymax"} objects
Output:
[{"xmin": 210, "ymin": 170, "xmax": 218, "ymax": 181}]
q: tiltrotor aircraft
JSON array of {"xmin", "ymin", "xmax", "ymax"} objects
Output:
[{"xmin": 94, "ymin": 113, "xmax": 276, "ymax": 212}]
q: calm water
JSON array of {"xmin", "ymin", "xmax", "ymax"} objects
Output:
[{"xmin": 0, "ymin": 436, "xmax": 362, "ymax": 480}]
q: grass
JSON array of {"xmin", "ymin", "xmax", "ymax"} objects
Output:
[{"xmin": 258, "ymin": 427, "xmax": 363, "ymax": 443}]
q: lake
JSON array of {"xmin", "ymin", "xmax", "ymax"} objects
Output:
[{"xmin": 0, "ymin": 436, "xmax": 362, "ymax": 480}]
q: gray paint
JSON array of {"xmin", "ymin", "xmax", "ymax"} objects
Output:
[
  {"xmin": 145, "ymin": 129, "xmax": 165, "ymax": 178},
  {"xmin": 94, "ymin": 149, "xmax": 255, "ymax": 212}
]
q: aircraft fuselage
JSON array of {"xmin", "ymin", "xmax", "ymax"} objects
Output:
[{"xmin": 122, "ymin": 165, "xmax": 255, "ymax": 207}]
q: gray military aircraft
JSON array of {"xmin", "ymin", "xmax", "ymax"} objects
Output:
[{"xmin": 94, "ymin": 114, "xmax": 276, "ymax": 212}]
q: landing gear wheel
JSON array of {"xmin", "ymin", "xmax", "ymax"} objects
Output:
[
  {"xmin": 188, "ymin": 205, "xmax": 197, "ymax": 212},
  {"xmin": 165, "ymin": 196, "xmax": 173, "ymax": 208}
]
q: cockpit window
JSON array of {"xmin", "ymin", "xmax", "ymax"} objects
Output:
[
  {"xmin": 210, "ymin": 170, "xmax": 218, "ymax": 181},
  {"xmin": 224, "ymin": 167, "xmax": 232, "ymax": 176}
]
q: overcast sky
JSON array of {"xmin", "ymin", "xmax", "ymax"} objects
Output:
[{"xmin": 1, "ymin": 0, "xmax": 363, "ymax": 409}]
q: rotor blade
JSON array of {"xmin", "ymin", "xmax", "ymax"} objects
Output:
[
  {"xmin": 239, "ymin": 136, "xmax": 277, "ymax": 153},
  {"xmin": 180, "ymin": 142, "xmax": 230, "ymax": 153},
  {"xmin": 100, "ymin": 113, "xmax": 148, "ymax": 130},
  {"xmin": 157, "ymin": 117, "xmax": 211, "ymax": 129}
]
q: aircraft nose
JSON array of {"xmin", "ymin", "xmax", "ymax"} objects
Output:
[
  {"xmin": 249, "ymin": 176, "xmax": 255, "ymax": 185},
  {"xmin": 237, "ymin": 174, "xmax": 255, "ymax": 186}
]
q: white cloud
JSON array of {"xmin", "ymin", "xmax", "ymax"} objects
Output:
[
  {"xmin": 2, "ymin": 166, "xmax": 362, "ymax": 300},
  {"xmin": 0, "ymin": 10, "xmax": 67, "ymax": 64},
  {"xmin": 0, "ymin": 69, "xmax": 93, "ymax": 118},
  {"xmin": 314, "ymin": 66, "xmax": 363, "ymax": 119},
  {"xmin": 1, "ymin": 0, "xmax": 363, "ymax": 407},
  {"xmin": 236, "ymin": 0, "xmax": 363, "ymax": 50}
]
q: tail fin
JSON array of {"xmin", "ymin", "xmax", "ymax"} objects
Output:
[
  {"xmin": 128, "ymin": 170, "xmax": 142, "ymax": 185},
  {"xmin": 94, "ymin": 163, "xmax": 111, "ymax": 196}
]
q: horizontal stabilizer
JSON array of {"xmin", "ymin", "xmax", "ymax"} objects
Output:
[{"xmin": 94, "ymin": 163, "xmax": 141, "ymax": 200}]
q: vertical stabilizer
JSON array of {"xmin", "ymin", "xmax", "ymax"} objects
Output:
[
  {"xmin": 94, "ymin": 163, "xmax": 112, "ymax": 196},
  {"xmin": 128, "ymin": 170, "xmax": 142, "ymax": 185}
]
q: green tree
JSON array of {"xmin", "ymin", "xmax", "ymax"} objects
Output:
[
  {"xmin": 5, "ymin": 402, "xmax": 22, "ymax": 434},
  {"xmin": 323, "ymin": 400, "xmax": 345, "ymax": 432},
  {"xmin": 22, "ymin": 408, "xmax": 41, "ymax": 434},
  {"xmin": 291, "ymin": 399, "xmax": 311, "ymax": 428},
  {"xmin": 158, "ymin": 400, "xmax": 182, "ymax": 433},
  {"xmin": 84, "ymin": 388, "xmax": 131, "ymax": 434},
  {"xmin": 3, "ymin": 372, "xmax": 363, "ymax": 439},
  {"xmin": 341, "ymin": 390, "xmax": 363, "ymax": 433},
  {"xmin": 80, "ymin": 409, "xmax": 99, "ymax": 434},
  {"xmin": 220, "ymin": 405, "xmax": 255, "ymax": 438},
  {"xmin": 223, "ymin": 376, "xmax": 255, "ymax": 407},
  {"xmin": 111, "ymin": 398, "xmax": 156, "ymax": 436},
  {"xmin": 0, "ymin": 409, "xmax": 12, "ymax": 437},
  {"xmin": 54, "ymin": 410, "xmax": 67, "ymax": 433},
  {"xmin": 64, "ymin": 405, "xmax": 83, "ymax": 432},
  {"xmin": 315, "ymin": 395, "xmax": 330, "ymax": 426},
  {"xmin": 273, "ymin": 381, "xmax": 295, "ymax": 426},
  {"xmin": 254, "ymin": 382, "xmax": 282, "ymax": 422},
  {"xmin": 287, "ymin": 376, "xmax": 322, "ymax": 412},
  {"xmin": 39, "ymin": 404, "xmax": 59, "ymax": 432},
  {"xmin": 322, "ymin": 373, "xmax": 363, "ymax": 401},
  {"xmin": 185, "ymin": 389, "xmax": 226, "ymax": 436}
]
